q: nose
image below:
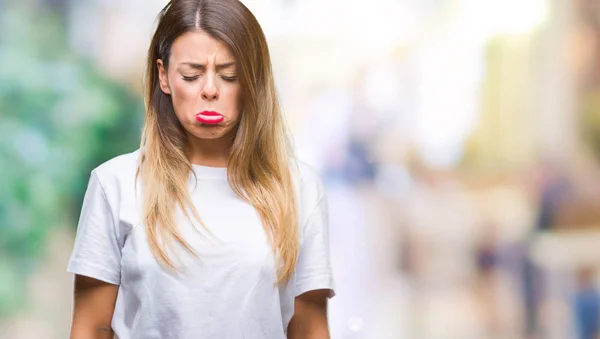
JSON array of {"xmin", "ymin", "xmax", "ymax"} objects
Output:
[{"xmin": 201, "ymin": 74, "xmax": 219, "ymax": 101}]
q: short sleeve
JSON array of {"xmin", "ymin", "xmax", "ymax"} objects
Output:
[
  {"xmin": 67, "ymin": 170, "xmax": 122, "ymax": 285},
  {"xmin": 295, "ymin": 192, "xmax": 336, "ymax": 298}
]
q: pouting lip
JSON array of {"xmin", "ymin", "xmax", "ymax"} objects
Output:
[
  {"xmin": 195, "ymin": 113, "xmax": 224, "ymax": 124},
  {"xmin": 197, "ymin": 110, "xmax": 223, "ymax": 116}
]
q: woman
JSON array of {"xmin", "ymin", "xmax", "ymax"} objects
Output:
[{"xmin": 67, "ymin": 0, "xmax": 335, "ymax": 338}]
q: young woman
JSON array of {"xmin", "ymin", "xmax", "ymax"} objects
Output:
[{"xmin": 67, "ymin": 0, "xmax": 335, "ymax": 338}]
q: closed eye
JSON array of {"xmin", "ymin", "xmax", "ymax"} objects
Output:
[
  {"xmin": 221, "ymin": 75, "xmax": 238, "ymax": 82},
  {"xmin": 182, "ymin": 75, "xmax": 199, "ymax": 82},
  {"xmin": 181, "ymin": 75, "xmax": 238, "ymax": 82}
]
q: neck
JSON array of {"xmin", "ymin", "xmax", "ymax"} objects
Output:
[{"xmin": 186, "ymin": 132, "xmax": 235, "ymax": 168}]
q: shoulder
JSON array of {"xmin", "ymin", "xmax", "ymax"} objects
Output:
[
  {"xmin": 294, "ymin": 159, "xmax": 325, "ymax": 194},
  {"xmin": 92, "ymin": 149, "xmax": 141, "ymax": 188},
  {"xmin": 86, "ymin": 149, "xmax": 141, "ymax": 232},
  {"xmin": 291, "ymin": 158, "xmax": 327, "ymax": 217}
]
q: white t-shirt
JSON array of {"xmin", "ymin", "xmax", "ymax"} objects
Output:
[{"xmin": 67, "ymin": 149, "xmax": 335, "ymax": 339}]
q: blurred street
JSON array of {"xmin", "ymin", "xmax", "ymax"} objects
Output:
[{"xmin": 3, "ymin": 0, "xmax": 600, "ymax": 338}]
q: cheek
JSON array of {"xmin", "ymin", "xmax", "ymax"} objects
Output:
[
  {"xmin": 171, "ymin": 80, "xmax": 200, "ymax": 111},
  {"xmin": 221, "ymin": 86, "xmax": 242, "ymax": 115}
]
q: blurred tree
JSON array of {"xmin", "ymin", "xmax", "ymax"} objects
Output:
[
  {"xmin": 577, "ymin": 0, "xmax": 600, "ymax": 161},
  {"xmin": 581, "ymin": 92, "xmax": 600, "ymax": 160},
  {"xmin": 0, "ymin": 2, "xmax": 143, "ymax": 319}
]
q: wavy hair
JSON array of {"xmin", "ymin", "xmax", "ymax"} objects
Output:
[{"xmin": 138, "ymin": 0, "xmax": 298, "ymax": 283}]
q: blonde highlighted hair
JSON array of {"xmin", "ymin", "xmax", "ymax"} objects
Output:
[{"xmin": 137, "ymin": 0, "xmax": 298, "ymax": 283}]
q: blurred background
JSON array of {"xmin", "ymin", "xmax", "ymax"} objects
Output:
[{"xmin": 2, "ymin": 0, "xmax": 600, "ymax": 338}]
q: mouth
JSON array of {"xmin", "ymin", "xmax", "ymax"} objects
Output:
[{"xmin": 195, "ymin": 110, "xmax": 224, "ymax": 125}]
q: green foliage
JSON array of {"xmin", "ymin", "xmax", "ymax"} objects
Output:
[
  {"xmin": 0, "ymin": 3, "xmax": 143, "ymax": 318},
  {"xmin": 581, "ymin": 91, "xmax": 600, "ymax": 160}
]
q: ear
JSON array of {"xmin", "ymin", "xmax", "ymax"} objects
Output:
[{"xmin": 157, "ymin": 59, "xmax": 172, "ymax": 95}]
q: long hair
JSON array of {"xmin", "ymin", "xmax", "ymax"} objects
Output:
[{"xmin": 138, "ymin": 0, "xmax": 298, "ymax": 283}]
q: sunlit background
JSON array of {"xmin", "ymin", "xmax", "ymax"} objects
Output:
[{"xmin": 2, "ymin": 0, "xmax": 600, "ymax": 338}]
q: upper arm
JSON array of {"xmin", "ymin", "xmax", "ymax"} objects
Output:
[
  {"xmin": 67, "ymin": 169, "xmax": 123, "ymax": 337},
  {"xmin": 70, "ymin": 275, "xmax": 119, "ymax": 338},
  {"xmin": 295, "ymin": 289, "xmax": 329, "ymax": 316},
  {"xmin": 288, "ymin": 164, "xmax": 336, "ymax": 338},
  {"xmin": 288, "ymin": 289, "xmax": 330, "ymax": 339},
  {"xmin": 67, "ymin": 170, "xmax": 123, "ymax": 285},
  {"xmin": 295, "ymin": 166, "xmax": 335, "ymax": 298}
]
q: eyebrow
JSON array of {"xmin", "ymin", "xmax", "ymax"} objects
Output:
[{"xmin": 179, "ymin": 62, "xmax": 236, "ymax": 70}]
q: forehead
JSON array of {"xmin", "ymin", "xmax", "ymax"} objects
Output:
[{"xmin": 169, "ymin": 30, "xmax": 235, "ymax": 64}]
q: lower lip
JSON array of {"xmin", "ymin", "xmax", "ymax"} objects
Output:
[{"xmin": 195, "ymin": 114, "xmax": 224, "ymax": 124}]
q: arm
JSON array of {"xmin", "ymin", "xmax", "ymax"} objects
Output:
[
  {"xmin": 70, "ymin": 275, "xmax": 119, "ymax": 339},
  {"xmin": 287, "ymin": 289, "xmax": 331, "ymax": 339}
]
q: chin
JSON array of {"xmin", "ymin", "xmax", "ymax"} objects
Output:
[
  {"xmin": 196, "ymin": 133, "xmax": 226, "ymax": 140},
  {"xmin": 188, "ymin": 127, "xmax": 233, "ymax": 140}
]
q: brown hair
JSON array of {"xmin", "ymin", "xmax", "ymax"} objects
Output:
[{"xmin": 139, "ymin": 0, "xmax": 298, "ymax": 283}]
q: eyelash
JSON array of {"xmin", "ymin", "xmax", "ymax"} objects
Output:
[{"xmin": 182, "ymin": 75, "xmax": 238, "ymax": 82}]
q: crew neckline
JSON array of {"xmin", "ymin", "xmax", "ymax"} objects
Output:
[{"xmin": 191, "ymin": 164, "xmax": 228, "ymax": 180}]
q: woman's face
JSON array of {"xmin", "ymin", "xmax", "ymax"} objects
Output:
[{"xmin": 157, "ymin": 30, "xmax": 242, "ymax": 140}]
